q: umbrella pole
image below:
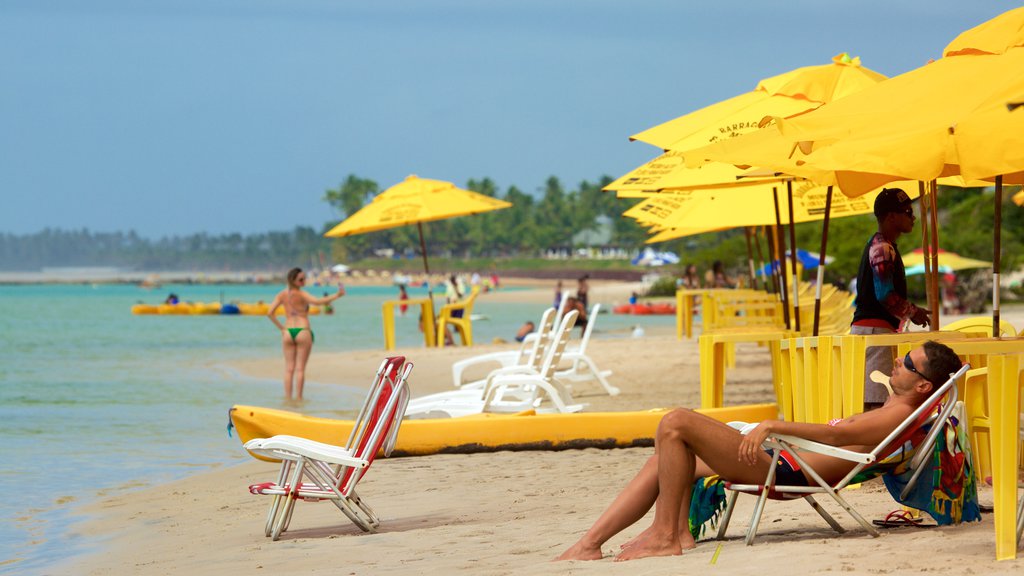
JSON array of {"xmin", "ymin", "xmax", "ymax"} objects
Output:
[
  {"xmin": 744, "ymin": 227, "xmax": 757, "ymax": 289},
  {"xmin": 993, "ymin": 175, "xmax": 1003, "ymax": 337},
  {"xmin": 927, "ymin": 180, "xmax": 941, "ymax": 330},
  {"xmin": 918, "ymin": 181, "xmax": 933, "ymax": 327},
  {"xmin": 417, "ymin": 222, "xmax": 434, "ymax": 303},
  {"xmin": 773, "ymin": 187, "xmax": 791, "ymax": 329},
  {"xmin": 813, "ymin": 186, "xmax": 833, "ymax": 337},
  {"xmin": 787, "ymin": 180, "xmax": 800, "ymax": 333},
  {"xmin": 753, "ymin": 226, "xmax": 768, "ymax": 293}
]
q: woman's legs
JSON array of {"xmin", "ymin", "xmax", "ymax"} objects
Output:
[
  {"xmin": 282, "ymin": 332, "xmax": 297, "ymax": 399},
  {"xmin": 616, "ymin": 409, "xmax": 773, "ymax": 561},
  {"xmin": 292, "ymin": 330, "xmax": 313, "ymax": 400}
]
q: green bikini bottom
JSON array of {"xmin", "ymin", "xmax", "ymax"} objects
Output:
[{"xmin": 286, "ymin": 327, "xmax": 314, "ymax": 343}]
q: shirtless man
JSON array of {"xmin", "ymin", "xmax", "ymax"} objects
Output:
[
  {"xmin": 267, "ymin": 267, "xmax": 345, "ymax": 401},
  {"xmin": 557, "ymin": 340, "xmax": 962, "ymax": 562}
]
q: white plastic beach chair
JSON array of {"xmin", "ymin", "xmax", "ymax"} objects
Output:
[
  {"xmin": 717, "ymin": 363, "xmax": 970, "ymax": 545},
  {"xmin": 555, "ymin": 303, "xmax": 619, "ymax": 396},
  {"xmin": 245, "ymin": 357, "xmax": 412, "ymax": 540},
  {"xmin": 404, "ymin": 311, "xmax": 585, "ymax": 418},
  {"xmin": 450, "ymin": 301, "xmax": 565, "ymax": 388}
]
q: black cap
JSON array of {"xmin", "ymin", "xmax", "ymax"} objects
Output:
[{"xmin": 873, "ymin": 187, "xmax": 913, "ymax": 218}]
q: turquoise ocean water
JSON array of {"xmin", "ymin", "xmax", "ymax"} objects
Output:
[{"xmin": 0, "ymin": 282, "xmax": 674, "ymax": 573}]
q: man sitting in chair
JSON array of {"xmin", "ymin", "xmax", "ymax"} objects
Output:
[{"xmin": 557, "ymin": 341, "xmax": 962, "ymax": 562}]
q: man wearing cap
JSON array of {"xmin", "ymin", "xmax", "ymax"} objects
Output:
[{"xmin": 851, "ymin": 187, "xmax": 931, "ymax": 411}]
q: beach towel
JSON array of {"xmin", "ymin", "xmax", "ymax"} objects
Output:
[
  {"xmin": 689, "ymin": 475, "xmax": 728, "ymax": 540},
  {"xmin": 882, "ymin": 416, "xmax": 981, "ymax": 525}
]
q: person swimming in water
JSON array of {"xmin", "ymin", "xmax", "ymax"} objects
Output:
[{"xmin": 267, "ymin": 267, "xmax": 345, "ymax": 401}]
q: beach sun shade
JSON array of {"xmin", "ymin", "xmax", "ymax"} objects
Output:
[
  {"xmin": 324, "ymin": 175, "xmax": 512, "ymax": 276},
  {"xmin": 605, "ymin": 53, "xmax": 887, "ymax": 197}
]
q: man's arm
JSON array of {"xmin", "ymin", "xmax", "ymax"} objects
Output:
[
  {"xmin": 737, "ymin": 408, "xmax": 910, "ymax": 465},
  {"xmin": 869, "ymin": 239, "xmax": 924, "ymax": 323}
]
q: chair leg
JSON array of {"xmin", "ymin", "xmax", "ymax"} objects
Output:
[
  {"xmin": 272, "ymin": 460, "xmax": 305, "ymax": 541},
  {"xmin": 716, "ymin": 490, "xmax": 739, "ymax": 540},
  {"xmin": 264, "ymin": 460, "xmax": 293, "ymax": 537},
  {"xmin": 821, "ymin": 488, "xmax": 879, "ymax": 537},
  {"xmin": 803, "ymin": 495, "xmax": 846, "ymax": 534}
]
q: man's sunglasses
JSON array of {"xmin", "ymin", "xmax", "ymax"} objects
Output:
[{"xmin": 903, "ymin": 352, "xmax": 935, "ymax": 384}]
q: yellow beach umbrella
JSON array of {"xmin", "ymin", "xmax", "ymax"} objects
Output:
[
  {"xmin": 325, "ymin": 175, "xmax": 512, "ymax": 277},
  {"xmin": 607, "ymin": 54, "xmax": 887, "ymax": 196}
]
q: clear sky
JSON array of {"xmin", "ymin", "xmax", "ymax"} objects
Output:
[{"xmin": 1, "ymin": 0, "xmax": 1018, "ymax": 238}]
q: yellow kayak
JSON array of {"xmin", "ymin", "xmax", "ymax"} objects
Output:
[{"xmin": 229, "ymin": 403, "xmax": 779, "ymax": 461}]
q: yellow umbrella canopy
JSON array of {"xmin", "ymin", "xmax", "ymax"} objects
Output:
[
  {"xmin": 627, "ymin": 181, "xmax": 915, "ymax": 243},
  {"xmin": 325, "ymin": 175, "xmax": 511, "ymax": 237},
  {"xmin": 324, "ymin": 175, "xmax": 512, "ymax": 276},
  {"xmin": 607, "ymin": 54, "xmax": 887, "ymax": 196},
  {"xmin": 707, "ymin": 8, "xmax": 1024, "ymax": 195}
]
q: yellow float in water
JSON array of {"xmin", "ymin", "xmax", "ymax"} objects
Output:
[
  {"xmin": 229, "ymin": 403, "xmax": 779, "ymax": 461},
  {"xmin": 131, "ymin": 302, "xmax": 318, "ymax": 315}
]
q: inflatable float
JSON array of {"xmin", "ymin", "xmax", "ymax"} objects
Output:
[
  {"xmin": 612, "ymin": 302, "xmax": 677, "ymax": 315},
  {"xmin": 229, "ymin": 402, "xmax": 779, "ymax": 461},
  {"xmin": 131, "ymin": 303, "xmax": 320, "ymax": 315}
]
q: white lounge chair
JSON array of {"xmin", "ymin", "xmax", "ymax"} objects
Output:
[
  {"xmin": 450, "ymin": 300, "xmax": 566, "ymax": 388},
  {"xmin": 556, "ymin": 303, "xmax": 619, "ymax": 396},
  {"xmin": 405, "ymin": 310, "xmax": 585, "ymax": 418},
  {"xmin": 716, "ymin": 363, "xmax": 970, "ymax": 545},
  {"xmin": 245, "ymin": 357, "xmax": 412, "ymax": 540}
]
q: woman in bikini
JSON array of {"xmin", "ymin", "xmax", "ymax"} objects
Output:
[{"xmin": 267, "ymin": 267, "xmax": 345, "ymax": 401}]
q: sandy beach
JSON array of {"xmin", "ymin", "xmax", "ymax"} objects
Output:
[{"xmin": 53, "ymin": 282, "xmax": 1024, "ymax": 575}]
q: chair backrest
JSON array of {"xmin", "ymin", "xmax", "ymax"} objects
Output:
[
  {"xmin": 942, "ymin": 316, "xmax": 1016, "ymax": 337},
  {"xmin": 340, "ymin": 357, "xmax": 413, "ymax": 494},
  {"xmin": 838, "ymin": 363, "xmax": 970, "ymax": 489},
  {"xmin": 522, "ymin": 307, "xmax": 557, "ymax": 368},
  {"xmin": 573, "ymin": 303, "xmax": 601, "ymax": 354},
  {"xmin": 538, "ymin": 310, "xmax": 578, "ymax": 380}
]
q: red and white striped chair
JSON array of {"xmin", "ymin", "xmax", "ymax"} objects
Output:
[{"xmin": 245, "ymin": 357, "xmax": 412, "ymax": 540}]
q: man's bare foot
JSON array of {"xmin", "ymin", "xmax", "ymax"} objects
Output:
[
  {"xmin": 614, "ymin": 532, "xmax": 682, "ymax": 561},
  {"xmin": 555, "ymin": 540, "xmax": 604, "ymax": 561}
]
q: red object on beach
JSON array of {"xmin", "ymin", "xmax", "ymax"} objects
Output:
[{"xmin": 613, "ymin": 303, "xmax": 677, "ymax": 315}]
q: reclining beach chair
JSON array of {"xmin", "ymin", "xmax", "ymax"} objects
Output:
[
  {"xmin": 245, "ymin": 357, "xmax": 413, "ymax": 540},
  {"xmin": 717, "ymin": 363, "xmax": 970, "ymax": 545},
  {"xmin": 556, "ymin": 303, "xmax": 619, "ymax": 396},
  {"xmin": 405, "ymin": 311, "xmax": 584, "ymax": 418},
  {"xmin": 449, "ymin": 306, "xmax": 559, "ymax": 389}
]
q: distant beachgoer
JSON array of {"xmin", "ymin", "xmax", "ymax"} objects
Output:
[
  {"xmin": 515, "ymin": 321, "xmax": 536, "ymax": 343},
  {"xmin": 554, "ymin": 280, "xmax": 564, "ymax": 309},
  {"xmin": 165, "ymin": 293, "xmax": 179, "ymax": 305},
  {"xmin": 563, "ymin": 295, "xmax": 588, "ymax": 334},
  {"xmin": 705, "ymin": 261, "xmax": 736, "ymax": 289},
  {"xmin": 267, "ymin": 268, "xmax": 345, "ymax": 401},
  {"xmin": 490, "ymin": 271, "xmax": 500, "ymax": 290},
  {"xmin": 679, "ymin": 264, "xmax": 701, "ymax": 289},
  {"xmin": 576, "ymin": 274, "xmax": 590, "ymax": 310},
  {"xmin": 322, "ymin": 292, "xmax": 335, "ymax": 315},
  {"xmin": 398, "ymin": 284, "xmax": 409, "ymax": 315},
  {"xmin": 445, "ymin": 274, "xmax": 465, "ymax": 319},
  {"xmin": 629, "ymin": 292, "xmax": 639, "ymax": 305}
]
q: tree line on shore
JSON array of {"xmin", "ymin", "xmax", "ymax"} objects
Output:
[{"xmin": 3, "ymin": 176, "xmax": 1020, "ymax": 292}]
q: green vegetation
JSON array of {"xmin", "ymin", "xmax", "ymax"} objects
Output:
[{"xmin": 2, "ymin": 177, "xmax": 1019, "ymax": 298}]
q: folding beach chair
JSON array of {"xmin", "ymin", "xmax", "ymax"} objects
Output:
[
  {"xmin": 717, "ymin": 363, "xmax": 970, "ymax": 545},
  {"xmin": 245, "ymin": 357, "xmax": 412, "ymax": 540}
]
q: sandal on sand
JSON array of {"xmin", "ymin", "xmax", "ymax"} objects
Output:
[{"xmin": 872, "ymin": 509, "xmax": 935, "ymax": 529}]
